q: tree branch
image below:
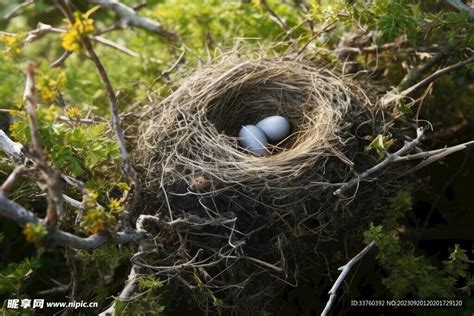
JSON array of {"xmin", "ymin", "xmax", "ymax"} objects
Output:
[
  {"xmin": 0, "ymin": 130, "xmax": 24, "ymax": 161},
  {"xmin": 335, "ymin": 127, "xmax": 424, "ymax": 196},
  {"xmin": 335, "ymin": 128, "xmax": 474, "ymax": 196},
  {"xmin": 25, "ymin": 22, "xmax": 64, "ymax": 44},
  {"xmin": 0, "ymin": 192, "xmax": 146, "ymax": 249},
  {"xmin": 88, "ymin": 0, "xmax": 177, "ymax": 40},
  {"xmin": 398, "ymin": 49, "xmax": 449, "ymax": 90},
  {"xmin": 0, "ymin": 129, "xmax": 87, "ymax": 209},
  {"xmin": 321, "ymin": 241, "xmax": 376, "ymax": 316},
  {"xmin": 0, "ymin": 166, "xmax": 25, "ymax": 193},
  {"xmin": 90, "ymin": 35, "xmax": 140, "ymax": 58},
  {"xmin": 99, "ymin": 214, "xmax": 151, "ymax": 315},
  {"xmin": 23, "ymin": 63, "xmax": 42, "ymax": 155},
  {"xmin": 445, "ymin": 0, "xmax": 474, "ymax": 19},
  {"xmin": 50, "ymin": 50, "xmax": 72, "ymax": 68},
  {"xmin": 381, "ymin": 55, "xmax": 474, "ymax": 106},
  {"xmin": 57, "ymin": 0, "xmax": 138, "ymax": 212},
  {"xmin": 24, "ymin": 63, "xmax": 64, "ymax": 226},
  {"xmin": 260, "ymin": 0, "xmax": 289, "ymax": 33},
  {"xmin": 2, "ymin": 0, "xmax": 34, "ymax": 20},
  {"xmin": 396, "ymin": 140, "xmax": 474, "ymax": 172}
]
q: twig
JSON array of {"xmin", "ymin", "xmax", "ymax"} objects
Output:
[
  {"xmin": 24, "ymin": 63, "xmax": 64, "ymax": 226},
  {"xmin": 50, "ymin": 50, "xmax": 72, "ymax": 68},
  {"xmin": 398, "ymin": 49, "xmax": 449, "ymax": 90},
  {"xmin": 36, "ymin": 284, "xmax": 69, "ymax": 296},
  {"xmin": 0, "ymin": 166, "xmax": 25, "ymax": 193},
  {"xmin": 99, "ymin": 214, "xmax": 151, "ymax": 315},
  {"xmin": 296, "ymin": 22, "xmax": 336, "ymax": 57},
  {"xmin": 335, "ymin": 127, "xmax": 424, "ymax": 196},
  {"xmin": 0, "ymin": 192, "xmax": 146, "ymax": 249},
  {"xmin": 23, "ymin": 63, "xmax": 42, "ymax": 155},
  {"xmin": 25, "ymin": 22, "xmax": 64, "ymax": 44},
  {"xmin": 3, "ymin": 0, "xmax": 34, "ymax": 20},
  {"xmin": 132, "ymin": 1, "xmax": 147, "ymax": 11},
  {"xmin": 57, "ymin": 0, "xmax": 138, "ymax": 211},
  {"xmin": 335, "ymin": 39, "xmax": 406, "ymax": 60},
  {"xmin": 394, "ymin": 140, "xmax": 474, "ymax": 171},
  {"xmin": 321, "ymin": 241, "xmax": 376, "ymax": 316},
  {"xmin": 89, "ymin": 0, "xmax": 177, "ymax": 40},
  {"xmin": 241, "ymin": 255, "xmax": 284, "ymax": 272},
  {"xmin": 381, "ymin": 55, "xmax": 474, "ymax": 106},
  {"xmin": 90, "ymin": 35, "xmax": 140, "ymax": 57},
  {"xmin": 64, "ymin": 248, "xmax": 78, "ymax": 310},
  {"xmin": 0, "ymin": 129, "xmax": 86, "ymax": 209},
  {"xmin": 0, "ymin": 130, "xmax": 24, "ymax": 161},
  {"xmin": 445, "ymin": 0, "xmax": 474, "ymax": 19},
  {"xmin": 8, "ymin": 23, "xmax": 136, "ymax": 59},
  {"xmin": 57, "ymin": 115, "xmax": 100, "ymax": 124},
  {"xmin": 260, "ymin": 0, "xmax": 289, "ymax": 33}
]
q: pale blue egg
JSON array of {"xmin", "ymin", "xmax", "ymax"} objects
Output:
[
  {"xmin": 256, "ymin": 116, "xmax": 290, "ymax": 142},
  {"xmin": 239, "ymin": 125, "xmax": 268, "ymax": 156}
]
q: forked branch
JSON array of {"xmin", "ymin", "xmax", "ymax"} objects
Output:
[{"xmin": 321, "ymin": 241, "xmax": 376, "ymax": 316}]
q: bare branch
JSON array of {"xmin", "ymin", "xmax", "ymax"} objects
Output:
[
  {"xmin": 3, "ymin": 23, "xmax": 63, "ymax": 46},
  {"xmin": 335, "ymin": 127, "xmax": 424, "ymax": 196},
  {"xmin": 23, "ymin": 63, "xmax": 42, "ymax": 155},
  {"xmin": 50, "ymin": 50, "xmax": 72, "ymax": 68},
  {"xmin": 3, "ymin": 0, "xmax": 34, "ymax": 20},
  {"xmin": 50, "ymin": 37, "xmax": 139, "ymax": 66},
  {"xmin": 1, "ymin": 166, "xmax": 25, "ymax": 193},
  {"xmin": 260, "ymin": 0, "xmax": 289, "ymax": 33},
  {"xmin": 8, "ymin": 23, "xmax": 135, "ymax": 60},
  {"xmin": 381, "ymin": 55, "xmax": 474, "ymax": 106},
  {"xmin": 90, "ymin": 35, "xmax": 140, "ymax": 57},
  {"xmin": 0, "ymin": 129, "xmax": 86, "ymax": 209},
  {"xmin": 100, "ymin": 214, "xmax": 150, "ymax": 315},
  {"xmin": 445, "ymin": 0, "xmax": 474, "ymax": 19},
  {"xmin": 398, "ymin": 49, "xmax": 448, "ymax": 90},
  {"xmin": 0, "ymin": 192, "xmax": 146, "ymax": 249},
  {"xmin": 321, "ymin": 241, "xmax": 376, "ymax": 316},
  {"xmin": 0, "ymin": 130, "xmax": 24, "ymax": 161},
  {"xmin": 395, "ymin": 140, "xmax": 474, "ymax": 171},
  {"xmin": 89, "ymin": 0, "xmax": 177, "ymax": 40},
  {"xmin": 25, "ymin": 22, "xmax": 64, "ymax": 44},
  {"xmin": 335, "ymin": 126, "xmax": 474, "ymax": 197},
  {"xmin": 23, "ymin": 63, "xmax": 64, "ymax": 226},
  {"xmin": 36, "ymin": 284, "xmax": 69, "ymax": 296}
]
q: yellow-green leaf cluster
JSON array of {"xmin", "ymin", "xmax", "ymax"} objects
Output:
[
  {"xmin": 22, "ymin": 223, "xmax": 48, "ymax": 244},
  {"xmin": 61, "ymin": 6, "xmax": 99, "ymax": 52}
]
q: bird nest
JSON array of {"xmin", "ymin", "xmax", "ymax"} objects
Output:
[{"xmin": 132, "ymin": 55, "xmax": 394, "ymax": 313}]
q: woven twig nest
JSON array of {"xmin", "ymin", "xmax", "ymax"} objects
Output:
[{"xmin": 132, "ymin": 54, "xmax": 391, "ymax": 313}]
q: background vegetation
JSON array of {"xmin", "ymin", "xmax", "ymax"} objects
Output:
[{"xmin": 0, "ymin": 0, "xmax": 473, "ymax": 315}]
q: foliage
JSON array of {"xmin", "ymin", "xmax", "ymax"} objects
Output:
[
  {"xmin": 10, "ymin": 107, "xmax": 120, "ymax": 179},
  {"xmin": 363, "ymin": 190, "xmax": 471, "ymax": 299},
  {"xmin": 80, "ymin": 207, "xmax": 119, "ymax": 235},
  {"xmin": 0, "ymin": 0, "xmax": 472, "ymax": 314},
  {"xmin": 310, "ymin": 0, "xmax": 473, "ymax": 46},
  {"xmin": 0, "ymin": 258, "xmax": 40, "ymax": 296},
  {"xmin": 364, "ymin": 134, "xmax": 395, "ymax": 160},
  {"xmin": 75, "ymin": 245, "xmax": 133, "ymax": 305},
  {"xmin": 114, "ymin": 275, "xmax": 165, "ymax": 315},
  {"xmin": 22, "ymin": 223, "xmax": 48, "ymax": 244},
  {"xmin": 61, "ymin": 6, "xmax": 99, "ymax": 52}
]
